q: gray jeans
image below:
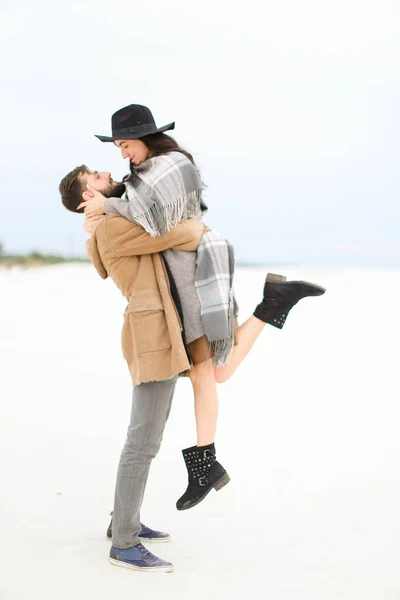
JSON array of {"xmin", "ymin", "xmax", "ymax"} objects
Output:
[{"xmin": 111, "ymin": 376, "xmax": 178, "ymax": 549}]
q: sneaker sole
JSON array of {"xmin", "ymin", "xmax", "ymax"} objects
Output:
[
  {"xmin": 176, "ymin": 473, "xmax": 231, "ymax": 511},
  {"xmin": 109, "ymin": 557, "xmax": 174, "ymax": 573},
  {"xmin": 106, "ymin": 535, "xmax": 171, "ymax": 543}
]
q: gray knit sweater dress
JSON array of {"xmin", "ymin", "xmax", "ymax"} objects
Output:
[{"xmin": 162, "ymin": 249, "xmax": 205, "ymax": 344}]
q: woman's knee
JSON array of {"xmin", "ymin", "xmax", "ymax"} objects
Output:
[
  {"xmin": 213, "ymin": 368, "xmax": 230, "ymax": 384},
  {"xmin": 189, "ymin": 359, "xmax": 215, "ymax": 386}
]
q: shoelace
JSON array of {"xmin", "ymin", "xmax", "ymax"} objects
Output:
[{"xmin": 136, "ymin": 544, "xmax": 166, "ymax": 565}]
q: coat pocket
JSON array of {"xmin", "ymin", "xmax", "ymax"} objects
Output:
[{"xmin": 123, "ymin": 293, "xmax": 171, "ymax": 356}]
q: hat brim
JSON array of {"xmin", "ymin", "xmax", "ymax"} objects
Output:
[{"xmin": 95, "ymin": 122, "xmax": 175, "ymax": 143}]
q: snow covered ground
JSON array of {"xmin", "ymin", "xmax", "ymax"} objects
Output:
[{"xmin": 1, "ymin": 263, "xmax": 400, "ymax": 599}]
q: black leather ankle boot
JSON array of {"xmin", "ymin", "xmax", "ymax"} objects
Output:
[
  {"xmin": 254, "ymin": 273, "xmax": 325, "ymax": 329},
  {"xmin": 176, "ymin": 443, "xmax": 230, "ymax": 511}
]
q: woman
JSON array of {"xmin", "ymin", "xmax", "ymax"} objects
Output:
[{"xmin": 80, "ymin": 104, "xmax": 325, "ymax": 511}]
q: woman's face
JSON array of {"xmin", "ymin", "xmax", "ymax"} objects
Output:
[{"xmin": 115, "ymin": 139, "xmax": 151, "ymax": 166}]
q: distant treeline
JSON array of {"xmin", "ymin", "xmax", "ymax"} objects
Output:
[
  {"xmin": 0, "ymin": 253, "xmax": 270, "ymax": 269},
  {"xmin": 0, "ymin": 251, "xmax": 89, "ymax": 268}
]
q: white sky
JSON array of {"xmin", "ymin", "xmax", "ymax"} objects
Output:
[{"xmin": 1, "ymin": 0, "xmax": 399, "ymax": 264}]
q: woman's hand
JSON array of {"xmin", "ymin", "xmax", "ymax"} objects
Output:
[
  {"xmin": 77, "ymin": 184, "xmax": 106, "ymax": 217},
  {"xmin": 84, "ymin": 214, "xmax": 103, "ymax": 235}
]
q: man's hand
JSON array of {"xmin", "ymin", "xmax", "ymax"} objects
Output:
[
  {"xmin": 77, "ymin": 184, "xmax": 106, "ymax": 217},
  {"xmin": 84, "ymin": 214, "xmax": 103, "ymax": 235}
]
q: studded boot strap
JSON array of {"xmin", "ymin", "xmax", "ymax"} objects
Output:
[{"xmin": 182, "ymin": 447, "xmax": 217, "ymax": 485}]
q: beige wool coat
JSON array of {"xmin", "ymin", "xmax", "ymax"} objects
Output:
[{"xmin": 87, "ymin": 214, "xmax": 208, "ymax": 385}]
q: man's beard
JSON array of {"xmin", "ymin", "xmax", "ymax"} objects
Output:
[{"xmin": 102, "ymin": 181, "xmax": 126, "ymax": 199}]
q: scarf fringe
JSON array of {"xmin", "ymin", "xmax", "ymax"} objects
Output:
[
  {"xmin": 211, "ymin": 339, "xmax": 233, "ymax": 367},
  {"xmin": 210, "ymin": 290, "xmax": 235, "ymax": 367},
  {"xmin": 132, "ymin": 190, "xmax": 202, "ymax": 237}
]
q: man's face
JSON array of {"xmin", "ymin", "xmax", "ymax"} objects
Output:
[{"xmin": 82, "ymin": 170, "xmax": 125, "ymax": 197}]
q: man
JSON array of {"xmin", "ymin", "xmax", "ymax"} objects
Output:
[{"xmin": 59, "ymin": 166, "xmax": 207, "ymax": 573}]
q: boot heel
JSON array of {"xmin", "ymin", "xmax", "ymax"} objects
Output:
[
  {"xmin": 266, "ymin": 273, "xmax": 286, "ymax": 283},
  {"xmin": 214, "ymin": 473, "xmax": 231, "ymax": 491}
]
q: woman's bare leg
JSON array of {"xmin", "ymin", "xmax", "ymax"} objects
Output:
[
  {"xmin": 189, "ymin": 359, "xmax": 218, "ymax": 446},
  {"xmin": 214, "ymin": 315, "xmax": 266, "ymax": 383},
  {"xmin": 187, "ymin": 316, "xmax": 266, "ymax": 443}
]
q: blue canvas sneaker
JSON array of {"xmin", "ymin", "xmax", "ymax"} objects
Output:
[
  {"xmin": 106, "ymin": 515, "xmax": 171, "ymax": 543},
  {"xmin": 109, "ymin": 544, "xmax": 174, "ymax": 573}
]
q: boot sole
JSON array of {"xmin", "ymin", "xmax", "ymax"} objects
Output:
[
  {"xmin": 109, "ymin": 557, "xmax": 174, "ymax": 573},
  {"xmin": 266, "ymin": 273, "xmax": 326, "ymax": 294},
  {"xmin": 176, "ymin": 473, "xmax": 231, "ymax": 511}
]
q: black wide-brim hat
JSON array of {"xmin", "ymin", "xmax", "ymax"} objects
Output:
[{"xmin": 95, "ymin": 104, "xmax": 175, "ymax": 143}]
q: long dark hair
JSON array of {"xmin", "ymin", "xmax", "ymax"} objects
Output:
[
  {"xmin": 125, "ymin": 133, "xmax": 204, "ymax": 185},
  {"xmin": 143, "ymin": 132, "xmax": 195, "ymax": 165}
]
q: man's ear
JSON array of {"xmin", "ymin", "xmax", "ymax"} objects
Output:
[{"xmin": 82, "ymin": 190, "xmax": 92, "ymax": 202}]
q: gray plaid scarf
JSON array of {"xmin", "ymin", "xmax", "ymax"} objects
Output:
[
  {"xmin": 124, "ymin": 151, "xmax": 204, "ymax": 236},
  {"xmin": 195, "ymin": 231, "xmax": 237, "ymax": 365},
  {"xmin": 104, "ymin": 151, "xmax": 237, "ymax": 365}
]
